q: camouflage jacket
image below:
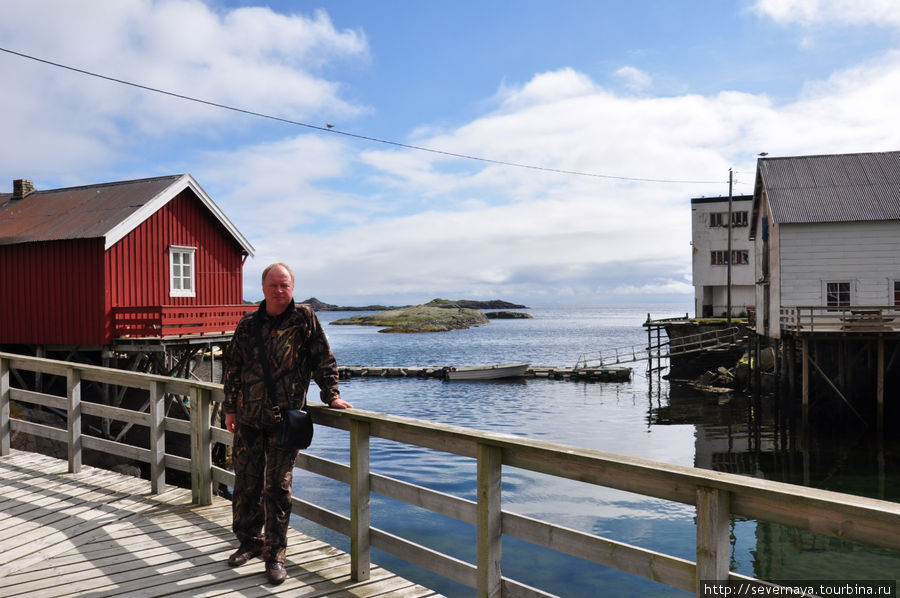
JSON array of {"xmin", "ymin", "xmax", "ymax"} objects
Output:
[{"xmin": 223, "ymin": 300, "xmax": 340, "ymax": 428}]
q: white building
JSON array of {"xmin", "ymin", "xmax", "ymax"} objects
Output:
[
  {"xmin": 749, "ymin": 151, "xmax": 900, "ymax": 339},
  {"xmin": 691, "ymin": 194, "xmax": 756, "ymax": 318}
]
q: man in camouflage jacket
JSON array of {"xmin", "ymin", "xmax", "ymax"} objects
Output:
[{"xmin": 223, "ymin": 263, "xmax": 352, "ymax": 585}]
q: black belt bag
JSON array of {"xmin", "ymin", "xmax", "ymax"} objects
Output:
[{"xmin": 273, "ymin": 404, "xmax": 313, "ymax": 450}]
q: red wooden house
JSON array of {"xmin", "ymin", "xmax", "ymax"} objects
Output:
[{"xmin": 0, "ymin": 174, "xmax": 255, "ymax": 351}]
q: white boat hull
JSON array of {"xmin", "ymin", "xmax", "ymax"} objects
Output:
[{"xmin": 445, "ymin": 363, "xmax": 529, "ymax": 381}]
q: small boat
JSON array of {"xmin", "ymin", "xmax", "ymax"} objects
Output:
[{"xmin": 444, "ymin": 363, "xmax": 529, "ymax": 381}]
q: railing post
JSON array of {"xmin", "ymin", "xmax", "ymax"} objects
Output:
[
  {"xmin": 695, "ymin": 487, "xmax": 730, "ymax": 594},
  {"xmin": 350, "ymin": 419, "xmax": 371, "ymax": 582},
  {"xmin": 477, "ymin": 443, "xmax": 502, "ymax": 598},
  {"xmin": 149, "ymin": 380, "xmax": 165, "ymax": 494},
  {"xmin": 191, "ymin": 386, "xmax": 213, "ymax": 505},
  {"xmin": 67, "ymin": 368, "xmax": 82, "ymax": 474},
  {"xmin": 0, "ymin": 357, "xmax": 9, "ymax": 456}
]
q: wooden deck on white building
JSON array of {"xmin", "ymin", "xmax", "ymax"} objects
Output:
[{"xmin": 0, "ymin": 451, "xmax": 440, "ymax": 598}]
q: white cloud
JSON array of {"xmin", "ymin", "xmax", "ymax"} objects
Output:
[
  {"xmin": 0, "ymin": 0, "xmax": 368, "ymax": 182},
  {"xmin": 196, "ymin": 133, "xmax": 363, "ymax": 236},
  {"xmin": 752, "ymin": 0, "xmax": 900, "ymax": 27},
  {"xmin": 7, "ymin": 3, "xmax": 900, "ymax": 306},
  {"xmin": 612, "ymin": 280, "xmax": 695, "ymax": 296},
  {"xmin": 613, "ymin": 66, "xmax": 652, "ymax": 92},
  {"xmin": 495, "ymin": 67, "xmax": 599, "ymax": 110},
  {"xmin": 262, "ymin": 50, "xmax": 900, "ymax": 304}
]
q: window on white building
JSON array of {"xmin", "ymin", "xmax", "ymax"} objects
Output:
[
  {"xmin": 710, "ymin": 250, "xmax": 749, "ymax": 265},
  {"xmin": 825, "ymin": 281, "xmax": 851, "ymax": 307},
  {"xmin": 708, "ymin": 211, "xmax": 748, "ymax": 227},
  {"xmin": 894, "ymin": 280, "xmax": 900, "ymax": 306},
  {"xmin": 169, "ymin": 246, "xmax": 196, "ymax": 298}
]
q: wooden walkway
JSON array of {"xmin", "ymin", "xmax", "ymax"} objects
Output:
[{"xmin": 0, "ymin": 451, "xmax": 441, "ymax": 598}]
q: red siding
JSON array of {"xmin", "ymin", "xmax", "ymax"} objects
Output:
[
  {"xmin": 104, "ymin": 189, "xmax": 245, "ymax": 339},
  {"xmin": 0, "ymin": 239, "xmax": 106, "ymax": 345},
  {"xmin": 0, "ymin": 188, "xmax": 246, "ymax": 347}
]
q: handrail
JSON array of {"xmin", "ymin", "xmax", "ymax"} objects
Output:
[
  {"xmin": 574, "ymin": 343, "xmax": 648, "ymax": 367},
  {"xmin": 575, "ymin": 327, "xmax": 746, "ymax": 368},
  {"xmin": 781, "ymin": 305, "xmax": 900, "ymax": 333},
  {"xmin": 668, "ymin": 326, "xmax": 746, "ymax": 355},
  {"xmin": 2, "ymin": 351, "xmax": 899, "ymax": 597}
]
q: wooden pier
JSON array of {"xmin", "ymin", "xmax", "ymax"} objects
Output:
[
  {"xmin": 4, "ymin": 351, "xmax": 900, "ymax": 597},
  {"xmin": 0, "ymin": 450, "xmax": 440, "ymax": 598}
]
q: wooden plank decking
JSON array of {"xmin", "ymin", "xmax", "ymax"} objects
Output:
[{"xmin": 0, "ymin": 451, "xmax": 441, "ymax": 598}]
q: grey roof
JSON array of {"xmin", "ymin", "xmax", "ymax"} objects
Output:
[
  {"xmin": 753, "ymin": 151, "xmax": 900, "ymax": 229},
  {"xmin": 0, "ymin": 174, "xmax": 254, "ymax": 255}
]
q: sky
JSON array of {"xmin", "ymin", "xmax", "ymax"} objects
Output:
[{"xmin": 2, "ymin": 0, "xmax": 900, "ymax": 305}]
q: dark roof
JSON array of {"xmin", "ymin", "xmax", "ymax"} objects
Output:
[
  {"xmin": 0, "ymin": 174, "xmax": 254, "ymax": 255},
  {"xmin": 753, "ymin": 151, "xmax": 900, "ymax": 230}
]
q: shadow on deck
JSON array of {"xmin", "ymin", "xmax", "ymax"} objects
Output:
[{"xmin": 0, "ymin": 451, "xmax": 440, "ymax": 598}]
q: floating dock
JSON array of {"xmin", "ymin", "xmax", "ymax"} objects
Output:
[{"xmin": 337, "ymin": 365, "xmax": 632, "ymax": 382}]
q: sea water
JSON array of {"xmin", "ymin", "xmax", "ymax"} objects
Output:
[{"xmin": 289, "ymin": 304, "xmax": 900, "ymax": 597}]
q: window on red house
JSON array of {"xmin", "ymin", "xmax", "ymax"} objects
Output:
[{"xmin": 169, "ymin": 246, "xmax": 196, "ymax": 298}]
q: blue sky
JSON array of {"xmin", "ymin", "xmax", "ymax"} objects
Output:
[{"xmin": 3, "ymin": 1, "xmax": 900, "ymax": 304}]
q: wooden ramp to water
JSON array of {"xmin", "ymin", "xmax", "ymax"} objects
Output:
[{"xmin": 0, "ymin": 451, "xmax": 441, "ymax": 598}]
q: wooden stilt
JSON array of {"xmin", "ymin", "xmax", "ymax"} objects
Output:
[
  {"xmin": 877, "ymin": 338, "xmax": 885, "ymax": 437},
  {"xmin": 801, "ymin": 337, "xmax": 809, "ymax": 428}
]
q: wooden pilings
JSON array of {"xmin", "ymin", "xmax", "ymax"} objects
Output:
[{"xmin": 779, "ymin": 331, "xmax": 897, "ymax": 466}]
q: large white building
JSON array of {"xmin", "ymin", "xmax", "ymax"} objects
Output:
[
  {"xmin": 749, "ymin": 151, "xmax": 900, "ymax": 339},
  {"xmin": 691, "ymin": 194, "xmax": 756, "ymax": 318}
]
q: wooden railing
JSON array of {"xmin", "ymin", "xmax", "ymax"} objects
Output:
[
  {"xmin": 111, "ymin": 304, "xmax": 254, "ymax": 338},
  {"xmin": 668, "ymin": 326, "xmax": 747, "ymax": 355},
  {"xmin": 781, "ymin": 306, "xmax": 900, "ymax": 333},
  {"xmin": 2, "ymin": 352, "xmax": 900, "ymax": 597}
]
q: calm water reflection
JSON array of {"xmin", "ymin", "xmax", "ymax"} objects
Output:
[{"xmin": 285, "ymin": 306, "xmax": 900, "ymax": 597}]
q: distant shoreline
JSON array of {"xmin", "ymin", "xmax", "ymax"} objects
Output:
[
  {"xmin": 300, "ymin": 297, "xmax": 529, "ymax": 312},
  {"xmin": 324, "ymin": 298, "xmax": 532, "ymax": 332}
]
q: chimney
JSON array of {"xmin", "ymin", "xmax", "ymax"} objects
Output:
[{"xmin": 12, "ymin": 179, "xmax": 35, "ymax": 199}]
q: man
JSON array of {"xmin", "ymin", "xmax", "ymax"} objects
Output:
[{"xmin": 223, "ymin": 262, "xmax": 352, "ymax": 585}]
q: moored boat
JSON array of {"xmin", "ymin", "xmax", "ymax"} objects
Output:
[{"xmin": 444, "ymin": 362, "xmax": 529, "ymax": 381}]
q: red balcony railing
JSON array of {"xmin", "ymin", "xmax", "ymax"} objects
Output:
[{"xmin": 112, "ymin": 305, "xmax": 256, "ymax": 338}]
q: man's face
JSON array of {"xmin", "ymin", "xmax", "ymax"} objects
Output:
[{"xmin": 263, "ymin": 266, "xmax": 294, "ymax": 315}]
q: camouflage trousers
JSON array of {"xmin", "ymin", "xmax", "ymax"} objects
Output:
[{"xmin": 231, "ymin": 423, "xmax": 300, "ymax": 563}]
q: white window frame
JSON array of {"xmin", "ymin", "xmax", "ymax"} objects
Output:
[
  {"xmin": 893, "ymin": 280, "xmax": 900, "ymax": 307},
  {"xmin": 169, "ymin": 246, "xmax": 196, "ymax": 298},
  {"xmin": 823, "ymin": 280, "xmax": 853, "ymax": 307}
]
